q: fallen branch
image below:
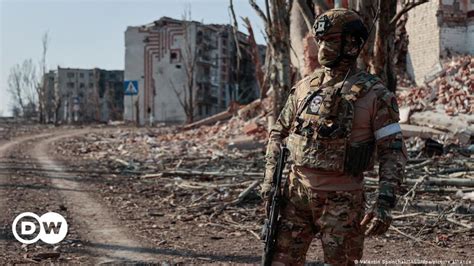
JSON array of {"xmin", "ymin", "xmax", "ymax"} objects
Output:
[
  {"xmin": 389, "ymin": 225, "xmax": 444, "ymax": 249},
  {"xmin": 389, "ymin": 225, "xmax": 444, "ymax": 250},
  {"xmin": 393, "ymin": 212, "xmax": 422, "ymax": 220},
  {"xmin": 210, "ymin": 180, "xmax": 261, "ymax": 219},
  {"xmin": 233, "ymin": 180, "xmax": 260, "ymax": 205},
  {"xmin": 160, "ymin": 169, "xmax": 264, "ymax": 178},
  {"xmin": 365, "ymin": 176, "xmax": 474, "ymax": 187},
  {"xmin": 411, "ymin": 202, "xmax": 474, "ymax": 214},
  {"xmin": 405, "ymin": 159, "xmax": 433, "ymax": 170},
  {"xmin": 402, "ymin": 175, "xmax": 428, "ymax": 213},
  {"xmin": 446, "ymin": 216, "xmax": 473, "ymax": 229}
]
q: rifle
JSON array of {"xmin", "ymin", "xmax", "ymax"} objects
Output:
[{"xmin": 261, "ymin": 145, "xmax": 289, "ymax": 266}]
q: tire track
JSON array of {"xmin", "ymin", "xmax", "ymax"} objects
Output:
[
  {"xmin": 32, "ymin": 131, "xmax": 161, "ymax": 263},
  {"xmin": 0, "ymin": 133, "xmax": 56, "ymax": 262}
]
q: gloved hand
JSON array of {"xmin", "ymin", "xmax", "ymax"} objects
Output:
[
  {"xmin": 360, "ymin": 201, "xmax": 393, "ymax": 236},
  {"xmin": 260, "ymin": 182, "xmax": 272, "ymax": 199}
]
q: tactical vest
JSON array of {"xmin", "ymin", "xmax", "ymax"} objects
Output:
[{"xmin": 287, "ymin": 70, "xmax": 380, "ymax": 175}]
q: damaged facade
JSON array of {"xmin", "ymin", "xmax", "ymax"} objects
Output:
[
  {"xmin": 124, "ymin": 17, "xmax": 263, "ymax": 125},
  {"xmin": 43, "ymin": 67, "xmax": 124, "ymax": 124},
  {"xmin": 406, "ymin": 0, "xmax": 474, "ymax": 84}
]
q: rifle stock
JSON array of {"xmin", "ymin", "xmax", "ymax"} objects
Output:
[{"xmin": 261, "ymin": 145, "xmax": 289, "ymax": 266}]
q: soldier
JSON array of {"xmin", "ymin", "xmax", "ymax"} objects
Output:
[{"xmin": 261, "ymin": 8, "xmax": 407, "ymax": 266}]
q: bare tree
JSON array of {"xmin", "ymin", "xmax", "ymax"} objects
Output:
[
  {"xmin": 8, "ymin": 65, "xmax": 25, "ymax": 114},
  {"xmin": 249, "ymin": 0, "xmax": 293, "ymax": 118},
  {"xmin": 171, "ymin": 7, "xmax": 197, "ymax": 124},
  {"xmin": 353, "ymin": 0, "xmax": 428, "ymax": 92},
  {"xmin": 291, "ymin": 0, "xmax": 429, "ymax": 92},
  {"xmin": 242, "ymin": 17, "xmax": 265, "ymax": 98},
  {"xmin": 37, "ymin": 31, "xmax": 49, "ymax": 123},
  {"xmin": 229, "ymin": 0, "xmax": 242, "ymax": 82},
  {"xmin": 8, "ymin": 59, "xmax": 38, "ymax": 118}
]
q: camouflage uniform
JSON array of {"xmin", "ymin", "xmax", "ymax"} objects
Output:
[{"xmin": 262, "ymin": 8, "xmax": 407, "ymax": 266}]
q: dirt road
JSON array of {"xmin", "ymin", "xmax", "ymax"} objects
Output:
[
  {"xmin": 0, "ymin": 130, "xmax": 163, "ymax": 263},
  {"xmin": 1, "ymin": 127, "xmax": 472, "ymax": 264}
]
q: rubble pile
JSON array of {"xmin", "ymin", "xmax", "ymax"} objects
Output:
[
  {"xmin": 51, "ymin": 61, "xmax": 473, "ymax": 251},
  {"xmin": 398, "ymin": 55, "xmax": 474, "ymax": 116},
  {"xmin": 54, "ymin": 100, "xmax": 269, "ymax": 174},
  {"xmin": 54, "ymin": 123, "xmax": 473, "ymax": 250}
]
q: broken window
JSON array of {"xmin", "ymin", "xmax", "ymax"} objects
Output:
[
  {"xmin": 89, "ymin": 83, "xmax": 93, "ymax": 88},
  {"xmin": 79, "ymin": 73, "xmax": 84, "ymax": 78},
  {"xmin": 170, "ymin": 51, "xmax": 180, "ymax": 64},
  {"xmin": 80, "ymin": 83, "xmax": 85, "ymax": 88},
  {"xmin": 67, "ymin": 72, "xmax": 75, "ymax": 78},
  {"xmin": 67, "ymin": 82, "xmax": 75, "ymax": 88}
]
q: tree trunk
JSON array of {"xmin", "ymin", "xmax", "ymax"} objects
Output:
[
  {"xmin": 290, "ymin": 0, "xmax": 310, "ymax": 79},
  {"xmin": 352, "ymin": 0, "xmax": 377, "ymax": 71},
  {"xmin": 372, "ymin": 0, "xmax": 397, "ymax": 92},
  {"xmin": 268, "ymin": 0, "xmax": 292, "ymax": 117}
]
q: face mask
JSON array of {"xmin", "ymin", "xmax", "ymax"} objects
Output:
[{"xmin": 318, "ymin": 39, "xmax": 342, "ymax": 67}]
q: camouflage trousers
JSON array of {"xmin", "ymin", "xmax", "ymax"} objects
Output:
[{"xmin": 272, "ymin": 175, "xmax": 365, "ymax": 266}]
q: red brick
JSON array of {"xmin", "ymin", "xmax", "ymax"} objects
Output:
[{"xmin": 243, "ymin": 122, "xmax": 260, "ymax": 135}]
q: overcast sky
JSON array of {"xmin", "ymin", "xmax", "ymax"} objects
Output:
[{"xmin": 0, "ymin": 0, "xmax": 266, "ymax": 116}]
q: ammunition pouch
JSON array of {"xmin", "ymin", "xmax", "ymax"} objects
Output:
[
  {"xmin": 287, "ymin": 133, "xmax": 346, "ymax": 172},
  {"xmin": 344, "ymin": 140, "xmax": 375, "ymax": 176}
]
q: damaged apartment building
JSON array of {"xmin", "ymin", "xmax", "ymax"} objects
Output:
[
  {"xmin": 42, "ymin": 67, "xmax": 124, "ymax": 124},
  {"xmin": 406, "ymin": 0, "xmax": 474, "ymax": 84},
  {"xmin": 124, "ymin": 16, "xmax": 264, "ymax": 125}
]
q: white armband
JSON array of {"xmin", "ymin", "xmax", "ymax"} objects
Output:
[{"xmin": 374, "ymin": 123, "xmax": 401, "ymax": 140}]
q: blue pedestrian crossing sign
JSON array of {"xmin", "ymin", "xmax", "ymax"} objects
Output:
[{"xmin": 124, "ymin": 80, "xmax": 139, "ymax": 95}]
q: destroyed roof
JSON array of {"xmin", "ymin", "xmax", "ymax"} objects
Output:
[{"xmin": 133, "ymin": 16, "xmax": 251, "ymax": 39}]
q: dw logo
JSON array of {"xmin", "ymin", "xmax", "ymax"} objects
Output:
[{"xmin": 12, "ymin": 212, "xmax": 68, "ymax": 244}]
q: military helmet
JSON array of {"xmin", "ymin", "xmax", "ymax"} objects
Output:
[
  {"xmin": 313, "ymin": 8, "xmax": 368, "ymax": 45},
  {"xmin": 313, "ymin": 8, "xmax": 368, "ymax": 67}
]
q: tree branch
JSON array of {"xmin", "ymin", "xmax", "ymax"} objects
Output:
[
  {"xmin": 296, "ymin": 0, "xmax": 315, "ymax": 32},
  {"xmin": 249, "ymin": 0, "xmax": 268, "ymax": 24},
  {"xmin": 313, "ymin": 0, "xmax": 328, "ymax": 10},
  {"xmin": 390, "ymin": 0, "xmax": 429, "ymax": 27},
  {"xmin": 229, "ymin": 0, "xmax": 242, "ymax": 74},
  {"xmin": 169, "ymin": 79, "xmax": 187, "ymax": 112}
]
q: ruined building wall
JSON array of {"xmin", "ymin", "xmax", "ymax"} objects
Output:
[
  {"xmin": 124, "ymin": 17, "xmax": 260, "ymax": 125},
  {"xmin": 124, "ymin": 26, "xmax": 147, "ymax": 124},
  {"xmin": 43, "ymin": 67, "xmax": 123, "ymax": 124},
  {"xmin": 406, "ymin": 0, "xmax": 474, "ymax": 84},
  {"xmin": 439, "ymin": 0, "xmax": 474, "ymax": 55},
  {"xmin": 405, "ymin": 0, "xmax": 441, "ymax": 84}
]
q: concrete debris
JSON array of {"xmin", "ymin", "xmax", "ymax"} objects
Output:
[
  {"xmin": 409, "ymin": 109, "xmax": 474, "ymax": 135},
  {"xmin": 400, "ymin": 124, "xmax": 445, "ymax": 139}
]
